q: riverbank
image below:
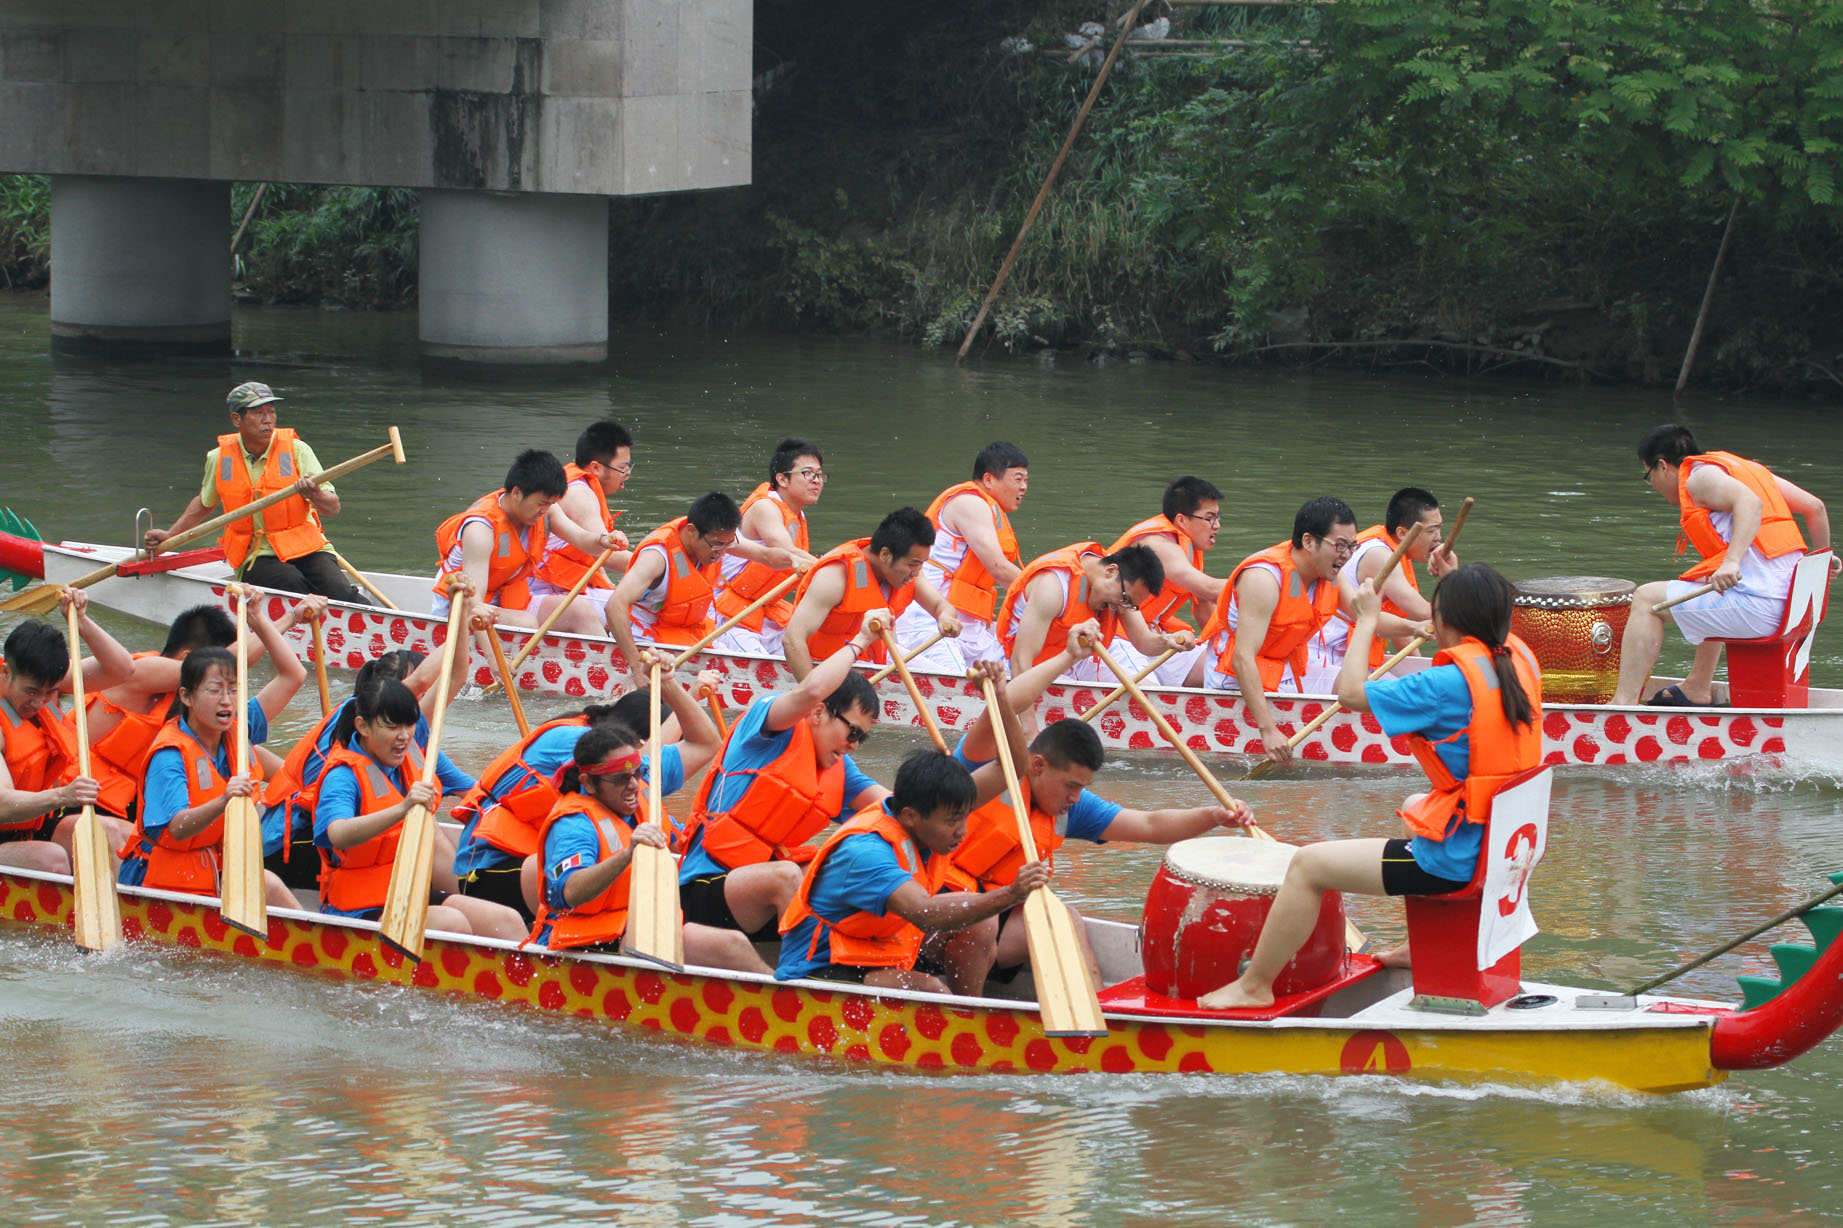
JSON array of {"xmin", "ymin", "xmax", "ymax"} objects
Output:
[{"xmin": 5, "ymin": 0, "xmax": 1839, "ymax": 394}]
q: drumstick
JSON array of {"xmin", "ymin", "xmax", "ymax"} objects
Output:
[{"xmin": 1653, "ymin": 582, "xmax": 1716, "ymax": 614}]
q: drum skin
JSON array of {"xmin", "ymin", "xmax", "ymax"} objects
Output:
[
  {"xmin": 1511, "ymin": 576, "xmax": 1636, "ymax": 704},
  {"xmin": 1141, "ymin": 862, "xmax": 1346, "ymax": 999}
]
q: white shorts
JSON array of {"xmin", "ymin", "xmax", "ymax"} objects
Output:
[
  {"xmin": 711, "ymin": 622, "xmax": 786, "ymax": 658},
  {"xmin": 1665, "ymin": 579, "xmax": 1787, "ymax": 645},
  {"xmin": 1109, "ymin": 640, "xmax": 1207, "ymax": 689},
  {"xmin": 1202, "ymin": 661, "xmax": 1302, "ymax": 695},
  {"xmin": 895, "ymin": 607, "xmax": 1004, "ymax": 673},
  {"xmin": 529, "ymin": 577, "xmax": 614, "ymax": 618}
]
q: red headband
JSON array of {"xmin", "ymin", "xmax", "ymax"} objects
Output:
[{"xmin": 582, "ymin": 747, "xmax": 644, "ymax": 777}]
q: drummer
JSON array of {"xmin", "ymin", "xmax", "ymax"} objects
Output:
[
  {"xmin": 941, "ymin": 622, "xmax": 1254, "ymax": 990},
  {"xmin": 1611, "ymin": 425, "xmax": 1836, "ymax": 706},
  {"xmin": 1304, "ymin": 487, "xmax": 1456, "ymax": 690},
  {"xmin": 1199, "ymin": 564, "xmax": 1542, "ymax": 1011}
]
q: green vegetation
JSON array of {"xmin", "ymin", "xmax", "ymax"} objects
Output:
[
  {"xmin": 0, "ymin": 174, "xmax": 48, "ymax": 290},
  {"xmin": 4, "ymin": 0, "xmax": 1841, "ymax": 391}
]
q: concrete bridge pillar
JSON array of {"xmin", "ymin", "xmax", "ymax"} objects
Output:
[
  {"xmin": 418, "ymin": 190, "xmax": 610, "ymax": 364},
  {"xmin": 49, "ymin": 177, "xmax": 231, "ymax": 352}
]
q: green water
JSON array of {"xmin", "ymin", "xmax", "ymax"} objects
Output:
[{"xmin": 2, "ymin": 299, "xmax": 1842, "ymax": 1226}]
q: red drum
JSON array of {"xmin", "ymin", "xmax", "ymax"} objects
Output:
[{"xmin": 1141, "ymin": 838, "xmax": 1346, "ymax": 1000}]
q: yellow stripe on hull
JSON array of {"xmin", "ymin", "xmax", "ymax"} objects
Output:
[{"xmin": 0, "ymin": 872, "xmax": 1722, "ymax": 1093}]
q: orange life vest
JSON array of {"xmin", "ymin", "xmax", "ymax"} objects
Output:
[
  {"xmin": 629, "ymin": 518, "xmax": 720, "ymax": 647},
  {"xmin": 432, "ymin": 490, "xmax": 548, "ymax": 611},
  {"xmin": 451, "ymin": 716, "xmax": 589, "ymax": 860},
  {"xmin": 528, "ymin": 792, "xmax": 651, "ymax": 950},
  {"xmin": 311, "ymin": 743, "xmax": 441, "ymax": 914},
  {"xmin": 714, "ymin": 484, "xmax": 809, "ymax": 631},
  {"xmin": 1351, "ymin": 525, "xmax": 1421, "ymax": 668},
  {"xmin": 87, "ymin": 651, "xmax": 169, "ymax": 818},
  {"xmin": 1200, "ymin": 542, "xmax": 1340, "ymax": 689},
  {"xmin": 1109, "ymin": 515, "xmax": 1205, "ymax": 632},
  {"xmin": 780, "ymin": 804, "xmax": 948, "ymax": 970},
  {"xmin": 996, "ymin": 543, "xmax": 1119, "ymax": 666},
  {"xmin": 946, "ymin": 775, "xmax": 1064, "ymax": 891},
  {"xmin": 535, "ymin": 465, "xmax": 618, "ymax": 592},
  {"xmin": 1675, "ymin": 452, "xmax": 1808, "ymax": 581},
  {"xmin": 795, "ymin": 538, "xmax": 918, "ymax": 665},
  {"xmin": 265, "ymin": 705, "xmax": 340, "ymax": 817},
  {"xmin": 214, "ymin": 428, "xmax": 329, "ymax": 571},
  {"xmin": 683, "ymin": 713, "xmax": 844, "ymax": 868},
  {"xmin": 1397, "ymin": 637, "xmax": 1543, "ymax": 842},
  {"xmin": 0, "ymin": 690, "xmax": 77, "ymax": 832},
  {"xmin": 924, "ymin": 482, "xmax": 1021, "ymax": 623},
  {"xmin": 125, "ymin": 719, "xmax": 268, "ymax": 893}
]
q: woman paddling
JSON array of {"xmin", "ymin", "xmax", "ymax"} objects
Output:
[
  {"xmin": 307, "ymin": 676, "xmax": 525, "ymax": 941},
  {"xmin": 119, "ymin": 601, "xmax": 304, "ymax": 908},
  {"xmin": 1200, "ymin": 563, "xmax": 1542, "ymax": 1010}
]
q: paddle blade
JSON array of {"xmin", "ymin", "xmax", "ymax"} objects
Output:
[
  {"xmin": 622, "ymin": 844, "xmax": 685, "ymax": 970},
  {"xmin": 378, "ymin": 804, "xmax": 439, "ymax": 964},
  {"xmin": 70, "ymin": 808, "xmax": 124, "ymax": 953},
  {"xmin": 0, "ymin": 584, "xmax": 62, "ymax": 615},
  {"xmin": 1021, "ymin": 887, "xmax": 1107, "ymax": 1038},
  {"xmin": 219, "ymin": 796, "xmax": 269, "ymax": 940},
  {"xmin": 0, "ymin": 506, "xmax": 43, "ymax": 591}
]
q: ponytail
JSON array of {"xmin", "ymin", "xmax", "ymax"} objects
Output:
[{"xmin": 1430, "ymin": 564, "xmax": 1535, "ymax": 729}]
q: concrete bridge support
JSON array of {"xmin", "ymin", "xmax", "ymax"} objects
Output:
[
  {"xmin": 48, "ymin": 176, "xmax": 230, "ymax": 351},
  {"xmin": 419, "ymin": 191, "xmax": 610, "ymax": 364}
]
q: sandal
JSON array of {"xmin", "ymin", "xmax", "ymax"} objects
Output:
[{"xmin": 1645, "ymin": 684, "xmax": 1723, "ymax": 708}]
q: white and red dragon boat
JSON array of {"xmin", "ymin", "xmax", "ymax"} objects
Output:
[{"xmin": 5, "ymin": 534, "xmax": 1840, "ymax": 771}]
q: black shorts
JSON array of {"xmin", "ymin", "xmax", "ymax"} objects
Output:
[
  {"xmin": 680, "ymin": 872, "xmax": 780, "ymax": 942},
  {"xmin": 0, "ymin": 814, "xmax": 61, "ymax": 844},
  {"xmin": 264, "ymin": 825, "xmax": 322, "ymax": 890},
  {"xmin": 807, "ymin": 954, "xmax": 948, "ymax": 985},
  {"xmin": 456, "ymin": 863, "xmax": 537, "ymax": 924},
  {"xmin": 1380, "ymin": 838, "xmax": 1471, "ymax": 897},
  {"xmin": 344, "ymin": 886, "xmax": 449, "ymax": 922}
]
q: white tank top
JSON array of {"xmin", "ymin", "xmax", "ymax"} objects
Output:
[
  {"xmin": 543, "ymin": 475, "xmax": 599, "ymax": 558},
  {"xmin": 921, "ymin": 493, "xmax": 980, "ymax": 593}
]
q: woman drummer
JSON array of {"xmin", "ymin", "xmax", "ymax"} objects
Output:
[{"xmin": 1200, "ymin": 563, "xmax": 1542, "ymax": 1011}]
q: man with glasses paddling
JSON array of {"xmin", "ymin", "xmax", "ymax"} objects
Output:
[
  {"xmin": 673, "ymin": 616, "xmax": 893, "ymax": 945},
  {"xmin": 529, "ymin": 421, "xmax": 637, "ymax": 620},
  {"xmin": 1305, "ymin": 487, "xmax": 1456, "ymax": 691},
  {"xmin": 1105, "ymin": 476, "xmax": 1230, "ymax": 687},
  {"xmin": 605, "ymin": 492, "xmax": 743, "ymax": 691},
  {"xmin": 711, "ymin": 437, "xmax": 824, "ymax": 657},
  {"xmin": 1189, "ymin": 496, "xmax": 1423, "ymax": 765},
  {"xmin": 998, "ymin": 541, "xmax": 1178, "ymax": 682},
  {"xmin": 145, "ymin": 382, "xmax": 362, "ymax": 602}
]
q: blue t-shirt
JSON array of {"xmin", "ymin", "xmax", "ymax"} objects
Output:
[
  {"xmin": 1365, "ymin": 662, "xmax": 1484, "ymax": 881},
  {"xmin": 777, "ymin": 798, "xmax": 931, "ymax": 980},
  {"xmin": 679, "ymin": 696, "xmax": 878, "ymax": 883},
  {"xmin": 121, "ymin": 702, "xmax": 271, "ymax": 887},
  {"xmin": 451, "ymin": 723, "xmax": 588, "ymax": 875},
  {"xmin": 950, "ymin": 735, "xmax": 1122, "ymax": 845}
]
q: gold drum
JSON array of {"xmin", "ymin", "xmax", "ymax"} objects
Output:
[{"xmin": 1511, "ymin": 576, "xmax": 1636, "ymax": 704}]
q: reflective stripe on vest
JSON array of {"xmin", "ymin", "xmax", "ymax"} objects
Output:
[
  {"xmin": 213, "ymin": 428, "xmax": 328, "ymax": 571},
  {"xmin": 529, "ymin": 793, "xmax": 645, "ymax": 951},
  {"xmin": 780, "ymin": 806, "xmax": 945, "ymax": 970},
  {"xmin": 995, "ymin": 543, "xmax": 1117, "ymax": 666},
  {"xmin": 1200, "ymin": 542, "xmax": 1340, "ymax": 690},
  {"xmin": 1397, "ymin": 637, "xmax": 1543, "ymax": 842}
]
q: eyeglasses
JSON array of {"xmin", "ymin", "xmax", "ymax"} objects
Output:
[
  {"xmin": 604, "ymin": 460, "xmax": 633, "ymax": 477},
  {"xmin": 1323, "ymin": 536, "xmax": 1358, "ymax": 558},
  {"xmin": 191, "ymin": 683, "xmax": 232, "ymax": 700},
  {"xmin": 1182, "ymin": 511, "xmax": 1222, "ymax": 526},
  {"xmin": 1117, "ymin": 592, "xmax": 1140, "ymax": 612},
  {"xmin": 793, "ymin": 467, "xmax": 828, "ymax": 482},
  {"xmin": 833, "ymin": 710, "xmax": 872, "ymax": 747},
  {"xmin": 702, "ymin": 534, "xmax": 738, "ymax": 552}
]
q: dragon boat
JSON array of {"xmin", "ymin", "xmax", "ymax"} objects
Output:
[
  {"xmin": 3, "ymin": 841, "xmax": 1840, "ymax": 1093},
  {"xmin": 5, "ymin": 533, "xmax": 1841, "ymax": 771}
]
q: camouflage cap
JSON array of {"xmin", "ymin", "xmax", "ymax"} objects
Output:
[{"xmin": 227, "ymin": 381, "xmax": 282, "ymax": 412}]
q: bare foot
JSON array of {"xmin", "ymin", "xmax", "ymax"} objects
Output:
[
  {"xmin": 1374, "ymin": 942, "xmax": 1412, "ymax": 970},
  {"xmin": 1198, "ymin": 979, "xmax": 1275, "ymax": 1011}
]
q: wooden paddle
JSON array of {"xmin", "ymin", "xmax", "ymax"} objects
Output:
[
  {"xmin": 309, "ymin": 610, "xmax": 332, "ymax": 718},
  {"xmin": 1241, "ymin": 638, "xmax": 1427, "ymax": 782},
  {"xmin": 875, "ymin": 621, "xmax": 948, "ymax": 753},
  {"xmin": 698, "ymin": 683, "xmax": 730, "ymax": 737},
  {"xmin": 1084, "ymin": 638, "xmax": 1370, "ymax": 954},
  {"xmin": 488, "ymin": 542, "xmax": 620, "ymax": 692},
  {"xmin": 978, "ymin": 674, "xmax": 1108, "ymax": 1037},
  {"xmin": 377, "ymin": 589, "xmax": 469, "ymax": 963},
  {"xmin": 63, "ymin": 597, "xmax": 123, "ymax": 953},
  {"xmin": 333, "ymin": 552, "xmax": 399, "ymax": 610},
  {"xmin": 1654, "ymin": 582, "xmax": 1717, "ymax": 614},
  {"xmin": 1079, "ymin": 648, "xmax": 1177, "ymax": 723},
  {"xmin": 669, "ymin": 569, "xmax": 806, "ymax": 668},
  {"xmin": 219, "ymin": 585, "xmax": 269, "ymax": 940},
  {"xmin": 868, "ymin": 629, "xmax": 945, "ymax": 685},
  {"xmin": 482, "ymin": 628, "xmax": 530, "ymax": 737},
  {"xmin": 623, "ymin": 660, "xmax": 686, "ymax": 970},
  {"xmin": 3, "ymin": 428, "xmax": 407, "ymax": 615}
]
